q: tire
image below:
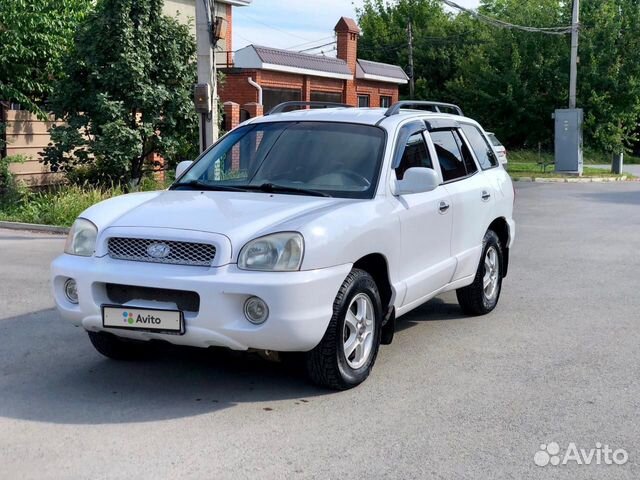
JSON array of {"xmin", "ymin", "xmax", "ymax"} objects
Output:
[
  {"xmin": 87, "ymin": 331, "xmax": 150, "ymax": 360},
  {"xmin": 456, "ymin": 230, "xmax": 504, "ymax": 316},
  {"xmin": 305, "ymin": 269, "xmax": 382, "ymax": 390}
]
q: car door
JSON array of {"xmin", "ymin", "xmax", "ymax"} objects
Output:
[
  {"xmin": 429, "ymin": 127, "xmax": 495, "ymax": 282},
  {"xmin": 460, "ymin": 123, "xmax": 512, "ymax": 200},
  {"xmin": 392, "ymin": 129, "xmax": 455, "ymax": 309}
]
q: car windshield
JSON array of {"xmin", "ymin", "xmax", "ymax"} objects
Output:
[{"xmin": 172, "ymin": 121, "xmax": 386, "ymax": 199}]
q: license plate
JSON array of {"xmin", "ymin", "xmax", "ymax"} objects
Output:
[{"xmin": 102, "ymin": 305, "xmax": 184, "ymax": 334}]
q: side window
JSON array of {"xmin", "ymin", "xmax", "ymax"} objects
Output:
[
  {"xmin": 461, "ymin": 124, "xmax": 499, "ymax": 169},
  {"xmin": 455, "ymin": 130, "xmax": 478, "ymax": 176},
  {"xmin": 430, "ymin": 129, "xmax": 468, "ymax": 182},
  {"xmin": 395, "ymin": 133, "xmax": 433, "ymax": 180}
]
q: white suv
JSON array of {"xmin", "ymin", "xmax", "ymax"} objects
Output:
[{"xmin": 52, "ymin": 101, "xmax": 515, "ymax": 390}]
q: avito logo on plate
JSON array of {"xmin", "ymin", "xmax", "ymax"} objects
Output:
[
  {"xmin": 534, "ymin": 442, "xmax": 629, "ymax": 467},
  {"xmin": 122, "ymin": 311, "xmax": 162, "ymax": 325}
]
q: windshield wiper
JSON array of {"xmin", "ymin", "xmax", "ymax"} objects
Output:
[
  {"xmin": 170, "ymin": 180, "xmax": 247, "ymax": 192},
  {"xmin": 243, "ymin": 183, "xmax": 331, "ymax": 198}
]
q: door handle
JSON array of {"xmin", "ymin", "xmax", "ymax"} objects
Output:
[
  {"xmin": 439, "ymin": 201, "xmax": 450, "ymax": 214},
  {"xmin": 481, "ymin": 191, "xmax": 491, "ymax": 201}
]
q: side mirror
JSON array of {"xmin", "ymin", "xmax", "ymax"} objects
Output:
[
  {"xmin": 176, "ymin": 160, "xmax": 193, "ymax": 179},
  {"xmin": 392, "ymin": 167, "xmax": 440, "ymax": 196}
]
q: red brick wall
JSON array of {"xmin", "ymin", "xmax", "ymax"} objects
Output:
[
  {"xmin": 260, "ymin": 70, "xmax": 304, "ymax": 90},
  {"xmin": 355, "ymin": 80, "xmax": 399, "ymax": 108},
  {"xmin": 221, "ymin": 71, "xmax": 401, "ymax": 109},
  {"xmin": 225, "ymin": 4, "xmax": 233, "ymax": 52},
  {"xmin": 336, "ymin": 18, "xmax": 360, "ymax": 108},
  {"xmin": 310, "ymin": 77, "xmax": 344, "ymax": 95},
  {"xmin": 219, "ymin": 70, "xmax": 261, "ymax": 107}
]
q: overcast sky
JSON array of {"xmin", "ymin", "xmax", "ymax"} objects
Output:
[{"xmin": 233, "ymin": 0, "xmax": 482, "ymax": 52}]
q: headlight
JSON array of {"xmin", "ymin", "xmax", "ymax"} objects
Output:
[
  {"xmin": 64, "ymin": 218, "xmax": 98, "ymax": 257},
  {"xmin": 238, "ymin": 232, "xmax": 304, "ymax": 271}
]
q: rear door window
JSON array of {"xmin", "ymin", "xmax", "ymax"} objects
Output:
[
  {"xmin": 461, "ymin": 124, "xmax": 499, "ymax": 169},
  {"xmin": 430, "ymin": 129, "xmax": 476, "ymax": 182}
]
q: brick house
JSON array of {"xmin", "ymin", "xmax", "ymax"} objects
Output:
[{"xmin": 219, "ymin": 17, "xmax": 408, "ymax": 129}]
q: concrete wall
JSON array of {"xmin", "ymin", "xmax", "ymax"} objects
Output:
[
  {"xmin": 163, "ymin": 0, "xmax": 233, "ymax": 66},
  {"xmin": 163, "ymin": 0, "xmax": 196, "ymax": 37},
  {"xmin": 3, "ymin": 110, "xmax": 61, "ymax": 186}
]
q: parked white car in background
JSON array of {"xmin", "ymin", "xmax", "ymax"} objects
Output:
[
  {"xmin": 52, "ymin": 100, "xmax": 515, "ymax": 390},
  {"xmin": 487, "ymin": 132, "xmax": 508, "ymax": 164}
]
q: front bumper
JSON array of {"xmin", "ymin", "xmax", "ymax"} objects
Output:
[{"xmin": 51, "ymin": 254, "xmax": 351, "ymax": 352}]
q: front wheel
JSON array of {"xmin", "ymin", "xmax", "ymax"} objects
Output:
[
  {"xmin": 305, "ymin": 269, "xmax": 382, "ymax": 390},
  {"xmin": 456, "ymin": 230, "xmax": 504, "ymax": 316}
]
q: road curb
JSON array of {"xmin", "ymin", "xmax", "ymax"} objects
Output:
[
  {"xmin": 512, "ymin": 175, "xmax": 630, "ymax": 183},
  {"xmin": 0, "ymin": 221, "xmax": 69, "ymax": 235}
]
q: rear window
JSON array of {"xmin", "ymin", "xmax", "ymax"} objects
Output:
[{"xmin": 487, "ymin": 133, "xmax": 503, "ymax": 148}]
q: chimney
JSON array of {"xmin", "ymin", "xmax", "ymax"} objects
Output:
[{"xmin": 335, "ymin": 17, "xmax": 360, "ymax": 74}]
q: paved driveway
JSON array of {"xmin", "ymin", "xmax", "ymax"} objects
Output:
[{"xmin": 1, "ymin": 182, "xmax": 640, "ymax": 479}]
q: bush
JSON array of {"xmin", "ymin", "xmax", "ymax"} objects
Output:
[
  {"xmin": 0, "ymin": 155, "xmax": 29, "ymax": 206},
  {"xmin": 0, "ymin": 177, "xmax": 167, "ymax": 227}
]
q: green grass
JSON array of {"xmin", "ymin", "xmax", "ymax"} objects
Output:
[
  {"xmin": 508, "ymin": 149, "xmax": 640, "ymax": 166},
  {"xmin": 0, "ymin": 178, "xmax": 167, "ymax": 227},
  {"xmin": 506, "ymin": 149, "xmax": 635, "ymax": 179}
]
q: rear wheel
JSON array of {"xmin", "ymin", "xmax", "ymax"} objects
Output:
[
  {"xmin": 88, "ymin": 331, "xmax": 150, "ymax": 360},
  {"xmin": 456, "ymin": 230, "xmax": 503, "ymax": 316},
  {"xmin": 305, "ymin": 269, "xmax": 382, "ymax": 390}
]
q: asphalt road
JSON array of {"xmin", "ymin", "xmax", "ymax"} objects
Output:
[{"xmin": 1, "ymin": 182, "xmax": 640, "ymax": 479}]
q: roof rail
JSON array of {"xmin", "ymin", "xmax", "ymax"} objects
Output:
[
  {"xmin": 384, "ymin": 101, "xmax": 464, "ymax": 117},
  {"xmin": 266, "ymin": 101, "xmax": 353, "ymax": 116}
]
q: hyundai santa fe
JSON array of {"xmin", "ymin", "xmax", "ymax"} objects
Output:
[{"xmin": 52, "ymin": 100, "xmax": 515, "ymax": 390}]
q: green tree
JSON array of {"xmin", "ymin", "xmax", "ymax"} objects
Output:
[
  {"xmin": 446, "ymin": 0, "xmax": 570, "ymax": 148},
  {"xmin": 0, "ymin": 0, "xmax": 92, "ymax": 116},
  {"xmin": 358, "ymin": 0, "xmax": 458, "ymax": 100},
  {"xmin": 42, "ymin": 0, "xmax": 198, "ymax": 186},
  {"xmin": 578, "ymin": 0, "xmax": 640, "ymax": 153}
]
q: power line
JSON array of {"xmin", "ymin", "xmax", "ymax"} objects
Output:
[
  {"xmin": 440, "ymin": 0, "xmax": 576, "ymax": 35},
  {"xmin": 286, "ymin": 36, "xmax": 336, "ymax": 50},
  {"xmin": 298, "ymin": 41, "xmax": 337, "ymax": 53},
  {"xmin": 235, "ymin": 11, "xmax": 314, "ymax": 41}
]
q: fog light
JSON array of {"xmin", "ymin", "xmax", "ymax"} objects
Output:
[
  {"xmin": 244, "ymin": 296, "xmax": 269, "ymax": 324},
  {"xmin": 64, "ymin": 278, "xmax": 79, "ymax": 304}
]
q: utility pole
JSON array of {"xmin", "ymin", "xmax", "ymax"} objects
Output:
[
  {"xmin": 195, "ymin": 0, "xmax": 218, "ymax": 152},
  {"xmin": 554, "ymin": 0, "xmax": 583, "ymax": 174},
  {"xmin": 568, "ymin": 0, "xmax": 579, "ymax": 108},
  {"xmin": 407, "ymin": 19, "xmax": 415, "ymax": 99}
]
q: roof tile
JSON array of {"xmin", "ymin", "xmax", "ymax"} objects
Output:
[
  {"xmin": 356, "ymin": 59, "xmax": 409, "ymax": 81},
  {"xmin": 253, "ymin": 45, "xmax": 353, "ymax": 76}
]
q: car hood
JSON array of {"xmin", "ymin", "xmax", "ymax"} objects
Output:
[{"xmin": 85, "ymin": 190, "xmax": 351, "ymax": 247}]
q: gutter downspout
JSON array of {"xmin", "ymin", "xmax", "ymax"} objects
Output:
[{"xmin": 248, "ymin": 77, "xmax": 263, "ymax": 105}]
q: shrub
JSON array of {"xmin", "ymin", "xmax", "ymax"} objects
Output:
[{"xmin": 0, "ymin": 155, "xmax": 29, "ymax": 206}]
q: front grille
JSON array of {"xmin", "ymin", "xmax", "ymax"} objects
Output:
[
  {"xmin": 108, "ymin": 237, "xmax": 216, "ymax": 267},
  {"xmin": 106, "ymin": 283, "xmax": 200, "ymax": 312}
]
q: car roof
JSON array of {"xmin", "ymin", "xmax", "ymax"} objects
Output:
[{"xmin": 247, "ymin": 107, "xmax": 480, "ymax": 129}]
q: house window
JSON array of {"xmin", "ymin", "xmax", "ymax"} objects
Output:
[
  {"xmin": 357, "ymin": 95, "xmax": 370, "ymax": 108},
  {"xmin": 380, "ymin": 96, "xmax": 392, "ymax": 108},
  {"xmin": 310, "ymin": 91, "xmax": 343, "ymax": 105},
  {"xmin": 263, "ymin": 88, "xmax": 302, "ymax": 113}
]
